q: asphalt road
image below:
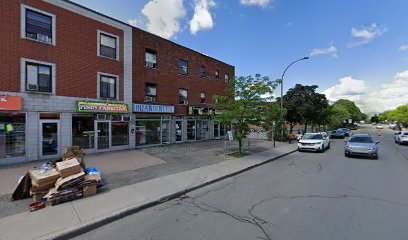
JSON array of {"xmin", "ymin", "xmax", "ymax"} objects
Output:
[{"xmin": 74, "ymin": 127, "xmax": 408, "ymax": 240}]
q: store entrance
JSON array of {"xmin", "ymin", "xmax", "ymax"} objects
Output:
[
  {"xmin": 40, "ymin": 120, "xmax": 60, "ymax": 158},
  {"xmin": 96, "ymin": 121, "xmax": 110, "ymax": 151}
]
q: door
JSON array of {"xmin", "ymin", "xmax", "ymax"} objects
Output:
[
  {"xmin": 214, "ymin": 121, "xmax": 220, "ymax": 139},
  {"xmin": 202, "ymin": 120, "xmax": 209, "ymax": 140},
  {"xmin": 96, "ymin": 121, "xmax": 110, "ymax": 151},
  {"xmin": 40, "ymin": 120, "xmax": 60, "ymax": 158},
  {"xmin": 161, "ymin": 120, "xmax": 171, "ymax": 144},
  {"xmin": 196, "ymin": 120, "xmax": 202, "ymax": 140},
  {"xmin": 175, "ymin": 120, "xmax": 183, "ymax": 142}
]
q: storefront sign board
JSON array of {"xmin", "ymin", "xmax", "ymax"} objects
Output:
[
  {"xmin": 0, "ymin": 96, "xmax": 22, "ymax": 111},
  {"xmin": 134, "ymin": 104, "xmax": 174, "ymax": 113},
  {"xmin": 77, "ymin": 102, "xmax": 128, "ymax": 113}
]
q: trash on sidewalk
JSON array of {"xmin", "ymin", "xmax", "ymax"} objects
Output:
[
  {"xmin": 9, "ymin": 146, "xmax": 103, "ymax": 211},
  {"xmin": 56, "ymin": 158, "xmax": 82, "ymax": 178}
]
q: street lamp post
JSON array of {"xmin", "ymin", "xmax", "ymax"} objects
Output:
[{"xmin": 278, "ymin": 56, "xmax": 309, "ymax": 138}]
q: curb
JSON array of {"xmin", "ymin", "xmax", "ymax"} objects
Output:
[{"xmin": 50, "ymin": 149, "xmax": 298, "ymax": 240}]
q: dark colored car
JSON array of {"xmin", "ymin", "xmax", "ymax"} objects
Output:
[
  {"xmin": 349, "ymin": 124, "xmax": 358, "ymax": 130},
  {"xmin": 340, "ymin": 128, "xmax": 351, "ymax": 137},
  {"xmin": 345, "ymin": 134, "xmax": 379, "ymax": 159},
  {"xmin": 330, "ymin": 129, "xmax": 346, "ymax": 139}
]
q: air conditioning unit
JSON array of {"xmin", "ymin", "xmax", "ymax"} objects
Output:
[
  {"xmin": 121, "ymin": 115, "xmax": 131, "ymax": 122},
  {"xmin": 182, "ymin": 100, "xmax": 189, "ymax": 105},
  {"xmin": 145, "ymin": 96, "xmax": 154, "ymax": 102},
  {"xmin": 37, "ymin": 34, "xmax": 49, "ymax": 43},
  {"xmin": 96, "ymin": 114, "xmax": 108, "ymax": 120},
  {"xmin": 27, "ymin": 84, "xmax": 38, "ymax": 91},
  {"xmin": 145, "ymin": 61, "xmax": 156, "ymax": 68}
]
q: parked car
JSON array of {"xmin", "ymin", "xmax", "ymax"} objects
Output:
[
  {"xmin": 330, "ymin": 129, "xmax": 346, "ymax": 139},
  {"xmin": 298, "ymin": 132, "xmax": 330, "ymax": 152},
  {"xmin": 344, "ymin": 134, "xmax": 379, "ymax": 159},
  {"xmin": 394, "ymin": 131, "xmax": 408, "ymax": 145},
  {"xmin": 349, "ymin": 124, "xmax": 358, "ymax": 130},
  {"xmin": 340, "ymin": 128, "xmax": 351, "ymax": 137},
  {"xmin": 376, "ymin": 124, "xmax": 384, "ymax": 129}
]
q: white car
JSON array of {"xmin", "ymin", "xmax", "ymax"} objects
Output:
[
  {"xmin": 376, "ymin": 124, "xmax": 384, "ymax": 129},
  {"xmin": 394, "ymin": 131, "xmax": 408, "ymax": 145},
  {"xmin": 298, "ymin": 132, "xmax": 330, "ymax": 152}
]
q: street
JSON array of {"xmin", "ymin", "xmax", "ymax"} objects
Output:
[{"xmin": 74, "ymin": 127, "xmax": 408, "ymax": 240}]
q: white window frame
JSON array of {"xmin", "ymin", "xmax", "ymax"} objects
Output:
[
  {"xmin": 20, "ymin": 58, "xmax": 56, "ymax": 95},
  {"xmin": 97, "ymin": 72, "xmax": 120, "ymax": 100},
  {"xmin": 20, "ymin": 4, "xmax": 56, "ymax": 46},
  {"xmin": 97, "ymin": 30, "xmax": 120, "ymax": 61}
]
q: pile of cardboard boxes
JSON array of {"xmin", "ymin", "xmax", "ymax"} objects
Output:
[{"xmin": 11, "ymin": 146, "xmax": 102, "ymax": 211}]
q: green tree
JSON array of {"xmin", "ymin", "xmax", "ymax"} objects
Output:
[
  {"xmin": 277, "ymin": 84, "xmax": 329, "ymax": 133},
  {"xmin": 213, "ymin": 74, "xmax": 278, "ymax": 154},
  {"xmin": 328, "ymin": 105, "xmax": 351, "ymax": 129},
  {"xmin": 332, "ymin": 99, "xmax": 365, "ymax": 122},
  {"xmin": 261, "ymin": 103, "xmax": 287, "ymax": 142}
]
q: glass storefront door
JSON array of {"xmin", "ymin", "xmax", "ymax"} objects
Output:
[
  {"xmin": 187, "ymin": 120, "xmax": 196, "ymax": 140},
  {"xmin": 161, "ymin": 120, "xmax": 170, "ymax": 144},
  {"xmin": 175, "ymin": 120, "xmax": 182, "ymax": 142},
  {"xmin": 96, "ymin": 121, "xmax": 110, "ymax": 150},
  {"xmin": 40, "ymin": 120, "xmax": 59, "ymax": 157},
  {"xmin": 202, "ymin": 120, "xmax": 209, "ymax": 140},
  {"xmin": 214, "ymin": 121, "xmax": 220, "ymax": 139},
  {"xmin": 196, "ymin": 120, "xmax": 202, "ymax": 140}
]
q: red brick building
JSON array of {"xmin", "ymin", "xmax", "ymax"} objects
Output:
[{"xmin": 0, "ymin": 0, "xmax": 234, "ymax": 165}]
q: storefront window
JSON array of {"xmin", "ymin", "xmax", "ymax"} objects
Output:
[
  {"xmin": 112, "ymin": 122, "xmax": 129, "ymax": 146},
  {"xmin": 187, "ymin": 120, "xmax": 196, "ymax": 140},
  {"xmin": 0, "ymin": 113, "xmax": 26, "ymax": 158},
  {"xmin": 72, "ymin": 115, "xmax": 95, "ymax": 149},
  {"xmin": 136, "ymin": 120, "xmax": 161, "ymax": 145}
]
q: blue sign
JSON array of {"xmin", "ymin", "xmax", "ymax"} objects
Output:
[{"xmin": 134, "ymin": 104, "xmax": 174, "ymax": 113}]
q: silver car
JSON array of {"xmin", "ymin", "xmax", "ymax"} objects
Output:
[{"xmin": 344, "ymin": 134, "xmax": 379, "ymax": 159}]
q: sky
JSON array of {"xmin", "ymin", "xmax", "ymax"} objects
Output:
[{"xmin": 71, "ymin": 0, "xmax": 408, "ymax": 114}]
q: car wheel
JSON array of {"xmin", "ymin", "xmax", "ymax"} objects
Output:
[
  {"xmin": 345, "ymin": 152, "xmax": 349, "ymax": 158},
  {"xmin": 298, "ymin": 147, "xmax": 302, "ymax": 152},
  {"xmin": 327, "ymin": 142, "xmax": 331, "ymax": 149},
  {"xmin": 373, "ymin": 154, "xmax": 378, "ymax": 160}
]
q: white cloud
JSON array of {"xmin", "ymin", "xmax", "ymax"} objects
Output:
[
  {"xmin": 399, "ymin": 44, "xmax": 408, "ymax": 51},
  {"xmin": 141, "ymin": 0, "xmax": 187, "ymax": 39},
  {"xmin": 190, "ymin": 0, "xmax": 216, "ymax": 35},
  {"xmin": 310, "ymin": 44, "xmax": 338, "ymax": 58},
  {"xmin": 322, "ymin": 72, "xmax": 408, "ymax": 114},
  {"xmin": 349, "ymin": 23, "xmax": 387, "ymax": 47},
  {"xmin": 127, "ymin": 19, "xmax": 138, "ymax": 27},
  {"xmin": 240, "ymin": 0, "xmax": 271, "ymax": 8}
]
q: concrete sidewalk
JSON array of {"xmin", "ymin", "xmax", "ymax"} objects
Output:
[{"xmin": 0, "ymin": 143, "xmax": 297, "ymax": 240}]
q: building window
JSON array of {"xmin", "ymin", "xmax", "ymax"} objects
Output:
[
  {"xmin": 179, "ymin": 89, "xmax": 188, "ymax": 104},
  {"xmin": 201, "ymin": 92, "xmax": 206, "ymax": 104},
  {"xmin": 72, "ymin": 115, "xmax": 95, "ymax": 150},
  {"xmin": 21, "ymin": 5, "xmax": 56, "ymax": 45},
  {"xmin": 200, "ymin": 66, "xmax": 206, "ymax": 78},
  {"xmin": 112, "ymin": 122, "xmax": 129, "ymax": 146},
  {"xmin": 100, "ymin": 75, "xmax": 117, "ymax": 99},
  {"xmin": 26, "ymin": 62, "xmax": 52, "ymax": 93},
  {"xmin": 98, "ymin": 31, "xmax": 119, "ymax": 60},
  {"xmin": 145, "ymin": 83, "xmax": 157, "ymax": 102},
  {"xmin": 0, "ymin": 113, "xmax": 26, "ymax": 158},
  {"xmin": 215, "ymin": 70, "xmax": 219, "ymax": 81},
  {"xmin": 179, "ymin": 60, "xmax": 188, "ymax": 76},
  {"xmin": 225, "ymin": 74, "xmax": 230, "ymax": 84},
  {"xmin": 145, "ymin": 49, "xmax": 157, "ymax": 68}
]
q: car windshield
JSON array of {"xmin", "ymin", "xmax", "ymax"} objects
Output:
[
  {"xmin": 403, "ymin": 133, "xmax": 408, "ymax": 136},
  {"xmin": 349, "ymin": 137, "xmax": 374, "ymax": 143},
  {"xmin": 303, "ymin": 134, "xmax": 323, "ymax": 140}
]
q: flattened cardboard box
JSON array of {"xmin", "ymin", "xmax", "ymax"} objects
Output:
[
  {"xmin": 56, "ymin": 158, "xmax": 82, "ymax": 178},
  {"xmin": 29, "ymin": 168, "xmax": 60, "ymax": 186}
]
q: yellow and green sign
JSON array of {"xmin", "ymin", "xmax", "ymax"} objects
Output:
[{"xmin": 77, "ymin": 101, "xmax": 128, "ymax": 113}]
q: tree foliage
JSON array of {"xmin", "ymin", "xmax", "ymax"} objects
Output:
[
  {"xmin": 213, "ymin": 74, "xmax": 278, "ymax": 153},
  {"xmin": 332, "ymin": 99, "xmax": 366, "ymax": 122},
  {"xmin": 375, "ymin": 104, "xmax": 408, "ymax": 127}
]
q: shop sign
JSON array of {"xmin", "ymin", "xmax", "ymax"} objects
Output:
[
  {"xmin": 134, "ymin": 104, "xmax": 174, "ymax": 113},
  {"xmin": 0, "ymin": 96, "xmax": 22, "ymax": 111},
  {"xmin": 77, "ymin": 101, "xmax": 128, "ymax": 113}
]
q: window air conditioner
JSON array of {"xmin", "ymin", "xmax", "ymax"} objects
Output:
[
  {"xmin": 37, "ymin": 34, "xmax": 49, "ymax": 42},
  {"xmin": 182, "ymin": 100, "xmax": 189, "ymax": 105},
  {"xmin": 96, "ymin": 114, "xmax": 108, "ymax": 120},
  {"xmin": 121, "ymin": 115, "xmax": 131, "ymax": 122},
  {"xmin": 145, "ymin": 61, "xmax": 156, "ymax": 68},
  {"xmin": 145, "ymin": 96, "xmax": 154, "ymax": 102}
]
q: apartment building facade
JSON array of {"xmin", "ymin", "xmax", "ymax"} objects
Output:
[{"xmin": 0, "ymin": 0, "xmax": 234, "ymax": 165}]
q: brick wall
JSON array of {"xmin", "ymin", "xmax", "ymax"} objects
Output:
[
  {"xmin": 0, "ymin": 0, "xmax": 125, "ymax": 100},
  {"xmin": 132, "ymin": 28, "xmax": 235, "ymax": 115}
]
